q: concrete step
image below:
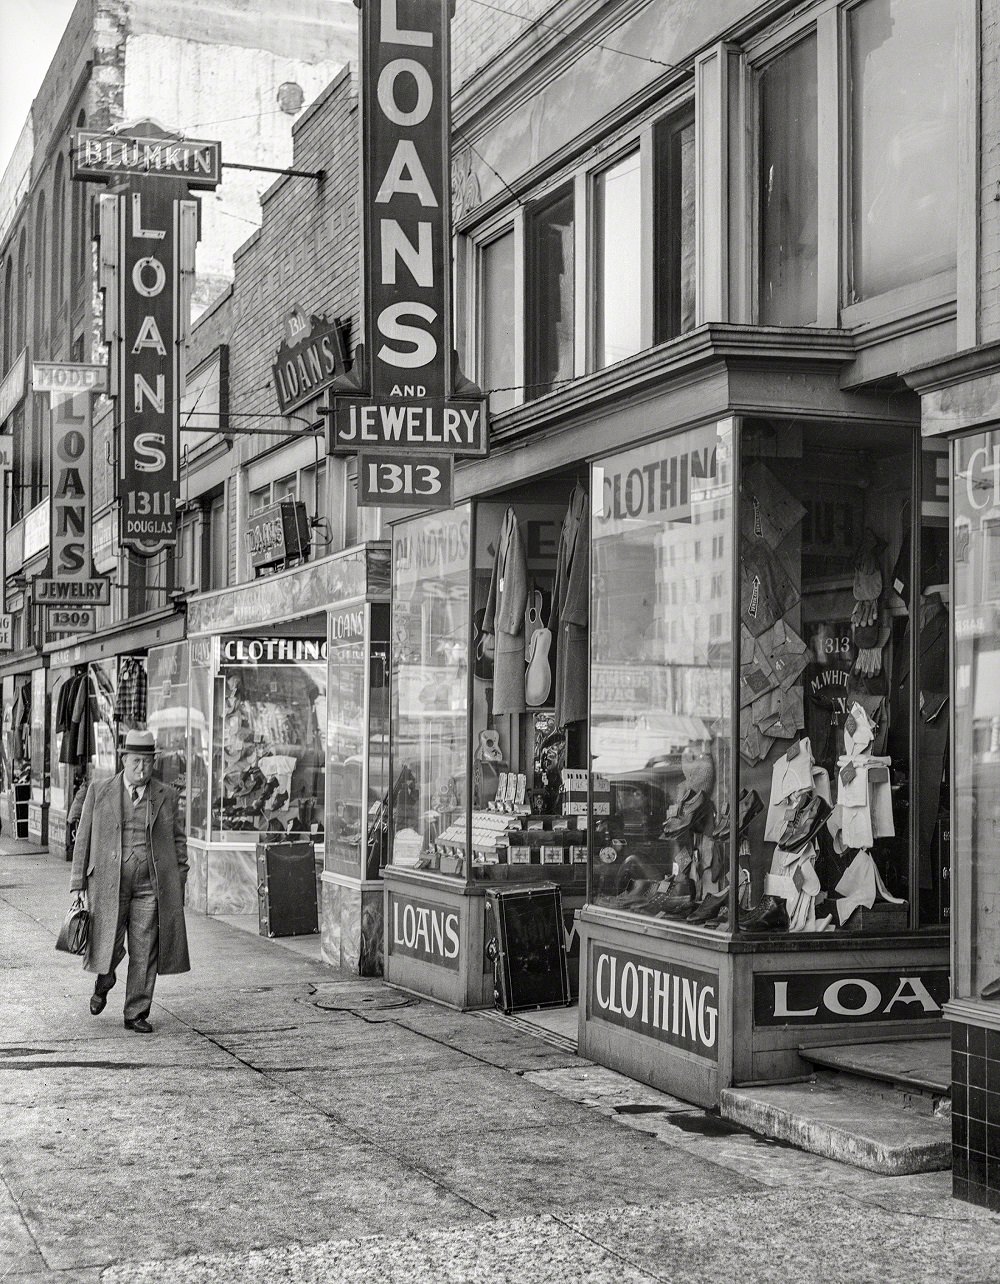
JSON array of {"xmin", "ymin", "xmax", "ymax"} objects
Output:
[
  {"xmin": 720, "ymin": 1080, "xmax": 951, "ymax": 1175},
  {"xmin": 798, "ymin": 1036, "xmax": 950, "ymax": 1096}
]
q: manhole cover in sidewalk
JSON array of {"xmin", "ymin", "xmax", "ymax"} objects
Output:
[{"xmin": 304, "ymin": 986, "xmax": 416, "ymax": 1013}]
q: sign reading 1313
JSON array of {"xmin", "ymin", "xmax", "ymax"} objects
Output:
[{"xmin": 357, "ymin": 454, "xmax": 453, "ymax": 509}]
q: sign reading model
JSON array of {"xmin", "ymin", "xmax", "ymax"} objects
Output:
[
  {"xmin": 75, "ymin": 119, "xmax": 220, "ymax": 555},
  {"xmin": 326, "ymin": 0, "xmax": 488, "ymax": 506}
]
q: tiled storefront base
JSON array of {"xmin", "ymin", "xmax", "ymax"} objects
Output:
[{"xmin": 951, "ymin": 1021, "xmax": 1000, "ymax": 1209}]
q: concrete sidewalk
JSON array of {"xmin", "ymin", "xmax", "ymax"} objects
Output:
[{"xmin": 3, "ymin": 837, "xmax": 1000, "ymax": 1284}]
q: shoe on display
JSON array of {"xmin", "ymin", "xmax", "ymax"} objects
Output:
[
  {"xmin": 687, "ymin": 890, "xmax": 728, "ymax": 924},
  {"xmin": 645, "ymin": 876, "xmax": 697, "ymax": 917},
  {"xmin": 614, "ymin": 879, "xmax": 658, "ymax": 907},
  {"xmin": 981, "ymin": 977, "xmax": 1000, "ymax": 1000},
  {"xmin": 738, "ymin": 895, "xmax": 790, "ymax": 934},
  {"xmin": 660, "ymin": 790, "xmax": 709, "ymax": 839},
  {"xmin": 778, "ymin": 794, "xmax": 832, "ymax": 852}
]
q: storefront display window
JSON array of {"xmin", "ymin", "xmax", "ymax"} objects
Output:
[
  {"xmin": 326, "ymin": 607, "xmax": 368, "ymax": 876},
  {"xmin": 589, "ymin": 422, "xmax": 733, "ymax": 919},
  {"xmin": 189, "ymin": 640, "xmax": 212, "ymax": 839},
  {"xmin": 736, "ymin": 420, "xmax": 915, "ymax": 935},
  {"xmin": 468, "ymin": 486, "xmax": 589, "ymax": 882},
  {"xmin": 366, "ymin": 605, "xmax": 390, "ymax": 878},
  {"xmin": 147, "ymin": 643, "xmax": 189, "ymax": 820},
  {"xmin": 953, "ymin": 431, "xmax": 1000, "ymax": 1001},
  {"xmin": 211, "ymin": 632, "xmax": 327, "ymax": 842},
  {"xmin": 390, "ymin": 507, "xmax": 471, "ymax": 873}
]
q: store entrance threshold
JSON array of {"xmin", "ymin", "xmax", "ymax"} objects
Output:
[{"xmin": 483, "ymin": 1000, "xmax": 579, "ymax": 1053}]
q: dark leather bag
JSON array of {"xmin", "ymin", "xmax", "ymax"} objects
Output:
[{"xmin": 55, "ymin": 905, "xmax": 90, "ymax": 956}]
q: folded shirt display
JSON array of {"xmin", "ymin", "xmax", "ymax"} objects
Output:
[
  {"xmin": 756, "ymin": 618, "xmax": 810, "ymax": 691},
  {"xmin": 834, "ymin": 848, "xmax": 906, "ymax": 926},
  {"xmin": 739, "ymin": 461, "xmax": 806, "ymax": 550},
  {"xmin": 739, "ymin": 542, "xmax": 801, "ymax": 637}
]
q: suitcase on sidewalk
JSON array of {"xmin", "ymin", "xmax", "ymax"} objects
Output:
[
  {"xmin": 485, "ymin": 884, "xmax": 571, "ymax": 1013},
  {"xmin": 256, "ymin": 841, "xmax": 318, "ymax": 937}
]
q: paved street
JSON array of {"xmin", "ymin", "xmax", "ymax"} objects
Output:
[{"xmin": 3, "ymin": 836, "xmax": 1000, "ymax": 1284}]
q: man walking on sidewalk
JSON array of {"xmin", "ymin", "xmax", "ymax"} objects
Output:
[{"xmin": 69, "ymin": 729, "xmax": 189, "ymax": 1033}]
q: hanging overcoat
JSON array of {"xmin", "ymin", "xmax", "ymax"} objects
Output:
[{"xmin": 69, "ymin": 774, "xmax": 190, "ymax": 976}]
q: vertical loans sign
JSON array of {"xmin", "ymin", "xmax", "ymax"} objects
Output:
[
  {"xmin": 118, "ymin": 187, "xmax": 180, "ymax": 550},
  {"xmin": 72, "ymin": 121, "xmax": 220, "ymax": 554},
  {"xmin": 31, "ymin": 362, "xmax": 111, "ymax": 637},
  {"xmin": 327, "ymin": 0, "xmax": 487, "ymax": 507}
]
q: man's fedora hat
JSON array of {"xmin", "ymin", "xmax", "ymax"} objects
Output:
[{"xmin": 123, "ymin": 729, "xmax": 157, "ymax": 757}]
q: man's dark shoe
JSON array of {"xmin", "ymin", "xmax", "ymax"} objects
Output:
[
  {"xmin": 738, "ymin": 895, "xmax": 789, "ymax": 934},
  {"xmin": 981, "ymin": 976, "xmax": 1000, "ymax": 1000},
  {"xmin": 661, "ymin": 790, "xmax": 709, "ymax": 839},
  {"xmin": 778, "ymin": 795, "xmax": 831, "ymax": 852},
  {"xmin": 712, "ymin": 790, "xmax": 763, "ymax": 843},
  {"xmin": 687, "ymin": 890, "xmax": 728, "ymax": 923},
  {"xmin": 124, "ymin": 1017, "xmax": 153, "ymax": 1034},
  {"xmin": 90, "ymin": 992, "xmax": 107, "ymax": 1016},
  {"xmin": 640, "ymin": 876, "xmax": 697, "ymax": 917}
]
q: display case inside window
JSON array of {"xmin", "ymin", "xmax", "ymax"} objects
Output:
[
  {"xmin": 468, "ymin": 484, "xmax": 590, "ymax": 883},
  {"xmin": 589, "ymin": 422, "xmax": 733, "ymax": 922},
  {"xmin": 953, "ymin": 431, "xmax": 1000, "ymax": 1002},
  {"xmin": 735, "ymin": 419, "xmax": 916, "ymax": 935},
  {"xmin": 390, "ymin": 508, "xmax": 471, "ymax": 874},
  {"xmin": 366, "ymin": 604, "xmax": 390, "ymax": 878},
  {"xmin": 211, "ymin": 633, "xmax": 327, "ymax": 842}
]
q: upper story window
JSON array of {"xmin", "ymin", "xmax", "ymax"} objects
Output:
[
  {"xmin": 594, "ymin": 150, "xmax": 641, "ymax": 369},
  {"xmin": 653, "ymin": 106, "xmax": 696, "ymax": 343},
  {"xmin": 32, "ymin": 195, "xmax": 47, "ymax": 356},
  {"xmin": 753, "ymin": 0, "xmax": 959, "ymax": 325},
  {"xmin": 51, "ymin": 155, "xmax": 66, "ymax": 320},
  {"xmin": 480, "ymin": 230, "xmax": 515, "ymax": 412},
  {"xmin": 847, "ymin": 0, "xmax": 958, "ymax": 302},
  {"xmin": 758, "ymin": 34, "xmax": 818, "ymax": 325},
  {"xmin": 526, "ymin": 186, "xmax": 574, "ymax": 400}
]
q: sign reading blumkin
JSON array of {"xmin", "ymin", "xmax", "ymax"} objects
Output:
[{"xmin": 72, "ymin": 129, "xmax": 221, "ymax": 188}]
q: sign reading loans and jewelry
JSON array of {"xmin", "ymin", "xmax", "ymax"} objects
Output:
[
  {"xmin": 31, "ymin": 362, "xmax": 111, "ymax": 633},
  {"xmin": 272, "ymin": 307, "xmax": 348, "ymax": 416},
  {"xmin": 753, "ymin": 968, "xmax": 949, "ymax": 1027},
  {"xmin": 327, "ymin": 0, "xmax": 488, "ymax": 507},
  {"xmin": 589, "ymin": 945, "xmax": 719, "ymax": 1061},
  {"xmin": 76, "ymin": 120, "xmax": 219, "ymax": 554}
]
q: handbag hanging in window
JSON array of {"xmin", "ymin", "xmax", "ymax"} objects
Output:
[{"xmin": 524, "ymin": 590, "xmax": 553, "ymax": 707}]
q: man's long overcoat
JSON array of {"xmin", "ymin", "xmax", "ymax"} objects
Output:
[{"xmin": 69, "ymin": 776, "xmax": 190, "ymax": 975}]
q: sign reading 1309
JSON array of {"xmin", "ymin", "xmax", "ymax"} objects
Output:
[{"xmin": 357, "ymin": 453, "xmax": 453, "ymax": 509}]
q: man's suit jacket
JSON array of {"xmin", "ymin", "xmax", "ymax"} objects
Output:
[{"xmin": 70, "ymin": 774, "xmax": 190, "ymax": 976}]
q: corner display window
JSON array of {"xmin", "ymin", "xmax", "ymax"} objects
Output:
[
  {"xmin": 954, "ymin": 433, "xmax": 1000, "ymax": 1002},
  {"xmin": 589, "ymin": 422, "xmax": 733, "ymax": 922},
  {"xmin": 735, "ymin": 420, "xmax": 920, "ymax": 935}
]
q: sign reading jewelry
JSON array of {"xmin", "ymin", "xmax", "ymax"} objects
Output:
[
  {"xmin": 589, "ymin": 946, "xmax": 720, "ymax": 1061},
  {"xmin": 75, "ymin": 120, "xmax": 220, "ymax": 554},
  {"xmin": 327, "ymin": 0, "xmax": 488, "ymax": 508}
]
